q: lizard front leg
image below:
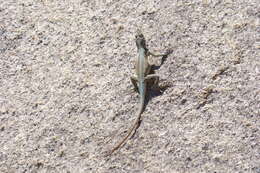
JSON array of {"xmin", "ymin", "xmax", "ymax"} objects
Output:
[
  {"xmin": 148, "ymin": 52, "xmax": 166, "ymax": 57},
  {"xmin": 148, "ymin": 49, "xmax": 172, "ymax": 57}
]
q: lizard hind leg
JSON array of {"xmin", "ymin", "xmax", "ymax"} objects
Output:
[
  {"xmin": 130, "ymin": 76, "xmax": 139, "ymax": 92},
  {"xmin": 145, "ymin": 74, "xmax": 159, "ymax": 89}
]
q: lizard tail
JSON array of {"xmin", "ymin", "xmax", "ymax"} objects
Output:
[{"xmin": 105, "ymin": 90, "xmax": 145, "ymax": 156}]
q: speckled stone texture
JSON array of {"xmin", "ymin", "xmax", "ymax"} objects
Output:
[{"xmin": 0, "ymin": 0, "xmax": 259, "ymax": 172}]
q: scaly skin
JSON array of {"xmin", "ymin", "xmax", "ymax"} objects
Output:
[{"xmin": 105, "ymin": 31, "xmax": 169, "ymax": 156}]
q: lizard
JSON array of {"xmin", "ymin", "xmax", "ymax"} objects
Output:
[{"xmin": 105, "ymin": 30, "xmax": 171, "ymax": 156}]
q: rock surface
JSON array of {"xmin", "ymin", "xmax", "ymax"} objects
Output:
[{"xmin": 0, "ymin": 0, "xmax": 259, "ymax": 172}]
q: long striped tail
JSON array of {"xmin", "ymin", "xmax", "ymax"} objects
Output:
[{"xmin": 105, "ymin": 85, "xmax": 145, "ymax": 156}]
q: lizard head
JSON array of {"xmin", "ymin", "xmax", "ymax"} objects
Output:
[{"xmin": 135, "ymin": 30, "xmax": 147, "ymax": 50}]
